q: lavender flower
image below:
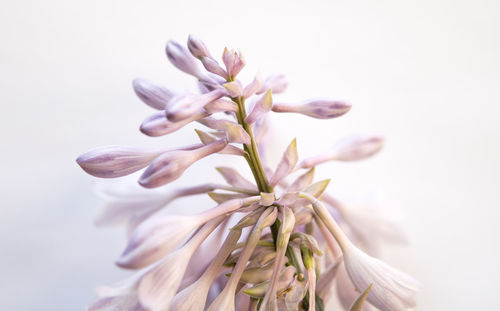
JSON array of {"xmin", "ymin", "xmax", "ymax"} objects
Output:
[{"xmin": 78, "ymin": 34, "xmax": 419, "ymax": 311}]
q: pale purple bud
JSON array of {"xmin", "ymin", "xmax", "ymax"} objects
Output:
[
  {"xmin": 222, "ymin": 81, "xmax": 243, "ymax": 98},
  {"xmin": 166, "ymin": 40, "xmax": 203, "ymax": 78},
  {"xmin": 165, "ymin": 88, "xmax": 226, "ymax": 122},
  {"xmin": 140, "ymin": 110, "xmax": 207, "ymax": 137},
  {"xmin": 269, "ymin": 138, "xmax": 298, "ymax": 187},
  {"xmin": 215, "ymin": 167, "xmax": 257, "ymax": 190},
  {"xmin": 195, "ymin": 129, "xmax": 246, "ymax": 156},
  {"xmin": 272, "ymin": 99, "xmax": 351, "ymax": 119},
  {"xmin": 222, "ymin": 47, "xmax": 245, "ymax": 78},
  {"xmin": 132, "ymin": 78, "xmax": 174, "ymax": 110},
  {"xmin": 257, "ymin": 74, "xmax": 288, "ymax": 94},
  {"xmin": 242, "ymin": 73, "xmax": 263, "ymax": 98},
  {"xmin": 76, "ymin": 146, "xmax": 162, "ymax": 178},
  {"xmin": 138, "ymin": 140, "xmax": 227, "ymax": 188},
  {"xmin": 187, "ymin": 34, "xmax": 211, "ymax": 59},
  {"xmin": 201, "ymin": 57, "xmax": 229, "ymax": 79},
  {"xmin": 204, "ymin": 98, "xmax": 238, "ymax": 113},
  {"xmin": 224, "ymin": 122, "xmax": 251, "ymax": 145},
  {"xmin": 245, "ymin": 89, "xmax": 273, "ymax": 125}
]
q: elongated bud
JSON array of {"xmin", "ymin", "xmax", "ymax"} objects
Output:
[
  {"xmin": 133, "ymin": 79, "xmax": 174, "ymax": 110},
  {"xmin": 204, "ymin": 98, "xmax": 238, "ymax": 113},
  {"xmin": 166, "ymin": 40, "xmax": 203, "ymax": 78},
  {"xmin": 139, "ymin": 140, "xmax": 227, "ymax": 188},
  {"xmin": 257, "ymin": 74, "xmax": 288, "ymax": 94},
  {"xmin": 216, "ymin": 167, "xmax": 257, "ymax": 190},
  {"xmin": 272, "ymin": 99, "xmax": 351, "ymax": 119},
  {"xmin": 242, "ymin": 73, "xmax": 263, "ymax": 98},
  {"xmin": 224, "ymin": 122, "xmax": 251, "ymax": 145},
  {"xmin": 223, "ymin": 48, "xmax": 245, "ymax": 78},
  {"xmin": 223, "ymin": 81, "xmax": 243, "ymax": 98},
  {"xmin": 298, "ymin": 134, "xmax": 385, "ymax": 168},
  {"xmin": 165, "ymin": 89, "xmax": 226, "ymax": 122},
  {"xmin": 201, "ymin": 56, "xmax": 229, "ymax": 79},
  {"xmin": 187, "ymin": 34, "xmax": 211, "ymax": 59},
  {"xmin": 245, "ymin": 89, "xmax": 273, "ymax": 125},
  {"xmin": 269, "ymin": 138, "xmax": 298, "ymax": 187},
  {"xmin": 140, "ymin": 111, "xmax": 207, "ymax": 137},
  {"xmin": 195, "ymin": 130, "xmax": 245, "ymax": 156},
  {"xmin": 76, "ymin": 146, "xmax": 162, "ymax": 178},
  {"xmin": 242, "ymin": 266, "xmax": 296, "ymax": 298}
]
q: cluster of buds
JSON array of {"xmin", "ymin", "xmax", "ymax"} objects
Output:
[{"xmin": 77, "ymin": 34, "xmax": 420, "ymax": 311}]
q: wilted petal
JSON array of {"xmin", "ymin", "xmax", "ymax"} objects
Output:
[
  {"xmin": 272, "ymin": 99, "xmax": 351, "ymax": 119},
  {"xmin": 242, "ymin": 73, "xmax": 263, "ymax": 98},
  {"xmin": 137, "ymin": 218, "xmax": 223, "ymax": 311},
  {"xmin": 165, "ymin": 88, "xmax": 226, "ymax": 122},
  {"xmin": 245, "ymin": 89, "xmax": 273, "ymax": 125},
  {"xmin": 76, "ymin": 146, "xmax": 162, "ymax": 178},
  {"xmin": 269, "ymin": 138, "xmax": 298, "ymax": 187},
  {"xmin": 257, "ymin": 74, "xmax": 288, "ymax": 94},
  {"xmin": 215, "ymin": 166, "xmax": 257, "ymax": 190},
  {"xmin": 140, "ymin": 110, "xmax": 207, "ymax": 137},
  {"xmin": 166, "ymin": 40, "xmax": 204, "ymax": 78},
  {"xmin": 139, "ymin": 140, "xmax": 227, "ymax": 188},
  {"xmin": 133, "ymin": 78, "xmax": 175, "ymax": 110}
]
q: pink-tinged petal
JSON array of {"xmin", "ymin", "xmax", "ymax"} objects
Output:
[
  {"xmin": 330, "ymin": 134, "xmax": 385, "ymax": 161},
  {"xmin": 242, "ymin": 73, "xmax": 263, "ymax": 98},
  {"xmin": 222, "ymin": 48, "xmax": 245, "ymax": 79},
  {"xmin": 269, "ymin": 138, "xmax": 298, "ymax": 187},
  {"xmin": 287, "ymin": 167, "xmax": 315, "ymax": 192},
  {"xmin": 245, "ymin": 89, "xmax": 273, "ymax": 125},
  {"xmin": 201, "ymin": 56, "xmax": 229, "ymax": 79},
  {"xmin": 272, "ymin": 99, "xmax": 351, "ymax": 119},
  {"xmin": 187, "ymin": 34, "xmax": 211, "ymax": 59},
  {"xmin": 76, "ymin": 146, "xmax": 162, "ymax": 178},
  {"xmin": 215, "ymin": 166, "xmax": 257, "ymax": 190},
  {"xmin": 138, "ymin": 140, "xmax": 227, "ymax": 188},
  {"xmin": 223, "ymin": 80, "xmax": 243, "ymax": 98},
  {"xmin": 195, "ymin": 129, "xmax": 245, "ymax": 156},
  {"xmin": 224, "ymin": 122, "xmax": 251, "ymax": 145},
  {"xmin": 140, "ymin": 110, "xmax": 207, "ymax": 137},
  {"xmin": 204, "ymin": 98, "xmax": 238, "ymax": 113},
  {"xmin": 166, "ymin": 40, "xmax": 204, "ymax": 78},
  {"xmin": 132, "ymin": 79, "xmax": 175, "ymax": 110},
  {"xmin": 137, "ymin": 218, "xmax": 223, "ymax": 311},
  {"xmin": 257, "ymin": 74, "xmax": 288, "ymax": 94},
  {"xmin": 165, "ymin": 88, "xmax": 226, "ymax": 122},
  {"xmin": 196, "ymin": 116, "xmax": 234, "ymax": 131}
]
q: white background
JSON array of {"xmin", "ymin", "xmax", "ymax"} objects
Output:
[{"xmin": 1, "ymin": 0, "xmax": 499, "ymax": 310}]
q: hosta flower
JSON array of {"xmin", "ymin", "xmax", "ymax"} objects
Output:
[{"xmin": 79, "ymin": 34, "xmax": 419, "ymax": 311}]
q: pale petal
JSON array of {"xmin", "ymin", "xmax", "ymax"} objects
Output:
[
  {"xmin": 133, "ymin": 78, "xmax": 174, "ymax": 110},
  {"xmin": 245, "ymin": 89, "xmax": 273, "ymax": 125},
  {"xmin": 257, "ymin": 74, "xmax": 288, "ymax": 94},
  {"xmin": 165, "ymin": 89, "xmax": 226, "ymax": 122},
  {"xmin": 215, "ymin": 166, "xmax": 257, "ymax": 190},
  {"xmin": 269, "ymin": 138, "xmax": 298, "ymax": 187},
  {"xmin": 140, "ymin": 110, "xmax": 207, "ymax": 137},
  {"xmin": 272, "ymin": 99, "xmax": 351, "ymax": 119}
]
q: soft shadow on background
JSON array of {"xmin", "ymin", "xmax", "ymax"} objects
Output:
[{"xmin": 1, "ymin": 0, "xmax": 499, "ymax": 310}]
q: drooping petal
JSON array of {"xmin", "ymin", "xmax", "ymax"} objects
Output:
[
  {"xmin": 269, "ymin": 138, "xmax": 298, "ymax": 187},
  {"xmin": 138, "ymin": 140, "xmax": 227, "ymax": 188},
  {"xmin": 272, "ymin": 99, "xmax": 351, "ymax": 119},
  {"xmin": 132, "ymin": 78, "xmax": 175, "ymax": 110},
  {"xmin": 76, "ymin": 146, "xmax": 162, "ymax": 178}
]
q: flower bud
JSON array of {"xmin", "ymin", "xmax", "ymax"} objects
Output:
[
  {"xmin": 166, "ymin": 40, "xmax": 203, "ymax": 78},
  {"xmin": 187, "ymin": 34, "xmax": 211, "ymax": 59},
  {"xmin": 245, "ymin": 89, "xmax": 273, "ymax": 125},
  {"xmin": 140, "ymin": 110, "xmax": 207, "ymax": 137},
  {"xmin": 242, "ymin": 74, "xmax": 263, "ymax": 98},
  {"xmin": 165, "ymin": 89, "xmax": 226, "ymax": 122},
  {"xmin": 222, "ymin": 47, "xmax": 245, "ymax": 78},
  {"xmin": 139, "ymin": 140, "xmax": 227, "ymax": 188},
  {"xmin": 269, "ymin": 138, "xmax": 298, "ymax": 187},
  {"xmin": 272, "ymin": 99, "xmax": 351, "ymax": 119},
  {"xmin": 257, "ymin": 74, "xmax": 287, "ymax": 94},
  {"xmin": 201, "ymin": 56, "xmax": 228, "ymax": 79},
  {"xmin": 132, "ymin": 78, "xmax": 174, "ymax": 110},
  {"xmin": 76, "ymin": 146, "xmax": 162, "ymax": 178}
]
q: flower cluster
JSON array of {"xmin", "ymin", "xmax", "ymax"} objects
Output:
[{"xmin": 77, "ymin": 34, "xmax": 420, "ymax": 311}]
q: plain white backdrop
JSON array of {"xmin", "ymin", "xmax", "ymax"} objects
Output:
[{"xmin": 1, "ymin": 0, "xmax": 499, "ymax": 310}]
